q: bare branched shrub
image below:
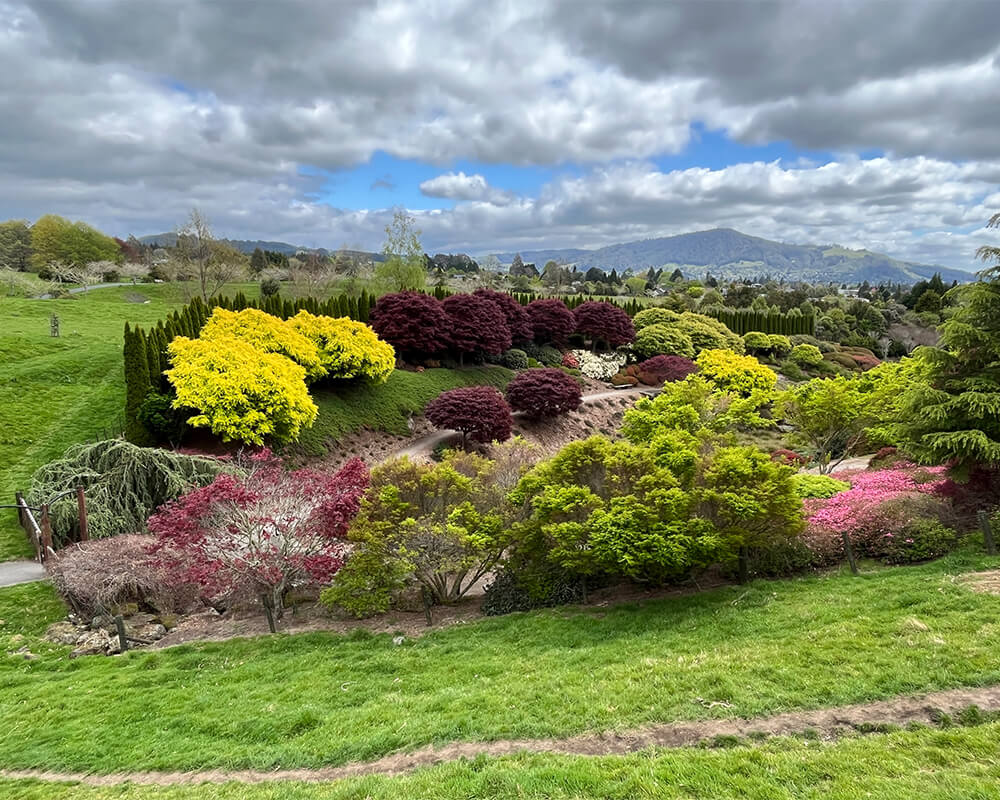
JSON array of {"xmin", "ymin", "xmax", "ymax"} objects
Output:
[{"xmin": 47, "ymin": 535, "xmax": 199, "ymax": 618}]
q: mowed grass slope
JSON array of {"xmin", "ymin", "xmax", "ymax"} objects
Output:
[
  {"xmin": 0, "ymin": 285, "xmax": 203, "ymax": 560},
  {"xmin": 1, "ymin": 552, "xmax": 999, "ymax": 773},
  {"xmin": 4, "ymin": 723, "xmax": 1000, "ymax": 799}
]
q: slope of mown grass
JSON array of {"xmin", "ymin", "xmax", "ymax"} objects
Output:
[
  {"xmin": 1, "ymin": 551, "xmax": 999, "ymax": 773},
  {"xmin": 294, "ymin": 366, "xmax": 514, "ymax": 457},
  {"xmin": 0, "ymin": 286, "xmax": 203, "ymax": 560},
  {"xmin": 5, "ymin": 721, "xmax": 1000, "ymax": 799}
]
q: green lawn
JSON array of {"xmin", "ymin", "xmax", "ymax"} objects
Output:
[
  {"xmin": 4, "ymin": 721, "xmax": 1000, "ymax": 799},
  {"xmin": 1, "ymin": 551, "xmax": 999, "ymax": 774},
  {"xmin": 0, "ymin": 285, "xmax": 206, "ymax": 560}
]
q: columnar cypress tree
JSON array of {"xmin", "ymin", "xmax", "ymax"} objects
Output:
[
  {"xmin": 123, "ymin": 324, "xmax": 152, "ymax": 445},
  {"xmin": 144, "ymin": 327, "xmax": 161, "ymax": 391},
  {"xmin": 357, "ymin": 291, "xmax": 371, "ymax": 322}
]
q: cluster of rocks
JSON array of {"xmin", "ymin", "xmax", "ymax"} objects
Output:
[{"xmin": 44, "ymin": 612, "xmax": 169, "ymax": 658}]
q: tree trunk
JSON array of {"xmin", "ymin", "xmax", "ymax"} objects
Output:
[
  {"xmin": 261, "ymin": 593, "xmax": 277, "ymax": 633},
  {"xmin": 737, "ymin": 547, "xmax": 749, "ymax": 584},
  {"xmin": 421, "ymin": 586, "xmax": 433, "ymax": 627},
  {"xmin": 841, "ymin": 531, "xmax": 859, "ymax": 576}
]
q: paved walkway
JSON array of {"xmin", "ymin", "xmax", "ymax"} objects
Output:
[
  {"xmin": 36, "ymin": 281, "xmax": 139, "ymax": 299},
  {"xmin": 0, "ymin": 560, "xmax": 46, "ymax": 587}
]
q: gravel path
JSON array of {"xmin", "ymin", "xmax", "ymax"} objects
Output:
[{"xmin": 391, "ymin": 386, "xmax": 655, "ymax": 461}]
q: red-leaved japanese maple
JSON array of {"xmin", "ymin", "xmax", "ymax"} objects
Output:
[
  {"xmin": 369, "ymin": 291, "xmax": 451, "ymax": 360},
  {"xmin": 572, "ymin": 301, "xmax": 636, "ymax": 348},
  {"xmin": 148, "ymin": 450, "xmax": 369, "ymax": 632},
  {"xmin": 442, "ymin": 292, "xmax": 512, "ymax": 364},
  {"xmin": 473, "ymin": 288, "xmax": 534, "ymax": 343},
  {"xmin": 506, "ymin": 367, "xmax": 582, "ymax": 420},
  {"xmin": 526, "ymin": 298, "xmax": 576, "ymax": 345},
  {"xmin": 425, "ymin": 386, "xmax": 512, "ymax": 446}
]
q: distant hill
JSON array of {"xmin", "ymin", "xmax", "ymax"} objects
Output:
[
  {"xmin": 493, "ymin": 228, "xmax": 972, "ymax": 284},
  {"xmin": 138, "ymin": 233, "xmax": 385, "ymax": 262}
]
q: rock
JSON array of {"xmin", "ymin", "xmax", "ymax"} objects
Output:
[
  {"xmin": 130, "ymin": 623, "xmax": 167, "ymax": 641},
  {"xmin": 44, "ymin": 621, "xmax": 84, "ymax": 646},
  {"xmin": 70, "ymin": 630, "xmax": 114, "ymax": 658},
  {"xmin": 392, "ymin": 635, "xmax": 405, "ymax": 646},
  {"xmin": 15, "ymin": 646, "xmax": 37, "ymax": 660},
  {"xmin": 126, "ymin": 612, "xmax": 159, "ymax": 628}
]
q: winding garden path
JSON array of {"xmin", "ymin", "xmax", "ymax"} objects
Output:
[
  {"xmin": 4, "ymin": 683, "xmax": 1000, "ymax": 786},
  {"xmin": 391, "ymin": 386, "xmax": 655, "ymax": 461}
]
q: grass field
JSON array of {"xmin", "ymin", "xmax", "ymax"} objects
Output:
[
  {"xmin": 0, "ymin": 285, "xmax": 206, "ymax": 559},
  {"xmin": 0, "ymin": 284, "xmax": 510, "ymax": 559},
  {"xmin": 1, "ymin": 550, "xmax": 999, "ymax": 774},
  {"xmin": 4, "ymin": 721, "xmax": 1000, "ymax": 799}
]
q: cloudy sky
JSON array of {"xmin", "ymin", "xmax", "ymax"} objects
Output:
[{"xmin": 3, "ymin": 0, "xmax": 1000, "ymax": 268}]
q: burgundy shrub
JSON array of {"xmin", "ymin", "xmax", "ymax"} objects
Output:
[
  {"xmin": 506, "ymin": 368, "xmax": 582, "ymax": 420},
  {"xmin": 473, "ymin": 288, "xmax": 534, "ymax": 343},
  {"xmin": 635, "ymin": 354, "xmax": 697, "ymax": 386},
  {"xmin": 425, "ymin": 386, "xmax": 512, "ymax": 445},
  {"xmin": 442, "ymin": 293, "xmax": 512, "ymax": 362},
  {"xmin": 770, "ymin": 448, "xmax": 809, "ymax": 467},
  {"xmin": 148, "ymin": 450, "xmax": 369, "ymax": 630},
  {"xmin": 573, "ymin": 301, "xmax": 636, "ymax": 348},
  {"xmin": 527, "ymin": 298, "xmax": 576, "ymax": 345},
  {"xmin": 370, "ymin": 291, "xmax": 451, "ymax": 360}
]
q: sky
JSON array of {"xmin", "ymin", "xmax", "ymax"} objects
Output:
[{"xmin": 2, "ymin": 0, "xmax": 1000, "ymax": 269}]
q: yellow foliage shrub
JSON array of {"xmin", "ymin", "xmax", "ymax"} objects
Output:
[
  {"xmin": 166, "ymin": 336, "xmax": 318, "ymax": 445},
  {"xmin": 200, "ymin": 307, "xmax": 323, "ymax": 380},
  {"xmin": 289, "ymin": 310, "xmax": 395, "ymax": 382},
  {"xmin": 695, "ymin": 348, "xmax": 777, "ymax": 397}
]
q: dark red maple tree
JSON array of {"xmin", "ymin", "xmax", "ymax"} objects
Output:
[
  {"xmin": 442, "ymin": 293, "xmax": 512, "ymax": 364},
  {"xmin": 526, "ymin": 298, "xmax": 576, "ymax": 345},
  {"xmin": 573, "ymin": 300, "xmax": 636, "ymax": 348},
  {"xmin": 635, "ymin": 354, "xmax": 697, "ymax": 385},
  {"xmin": 369, "ymin": 291, "xmax": 451, "ymax": 360},
  {"xmin": 473, "ymin": 288, "xmax": 534, "ymax": 343},
  {"xmin": 425, "ymin": 386, "xmax": 512, "ymax": 446},
  {"xmin": 505, "ymin": 368, "xmax": 582, "ymax": 420}
]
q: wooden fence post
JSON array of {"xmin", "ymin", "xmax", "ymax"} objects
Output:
[
  {"xmin": 76, "ymin": 486, "xmax": 89, "ymax": 542},
  {"xmin": 40, "ymin": 503, "xmax": 53, "ymax": 560},
  {"xmin": 978, "ymin": 510, "xmax": 997, "ymax": 556}
]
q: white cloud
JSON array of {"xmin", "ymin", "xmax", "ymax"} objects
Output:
[{"xmin": 1, "ymin": 0, "xmax": 999, "ymax": 268}]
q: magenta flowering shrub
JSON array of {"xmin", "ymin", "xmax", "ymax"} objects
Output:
[{"xmin": 804, "ymin": 464, "xmax": 956, "ymax": 564}]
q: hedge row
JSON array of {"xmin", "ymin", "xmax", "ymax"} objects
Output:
[{"xmin": 709, "ymin": 308, "xmax": 816, "ymax": 336}]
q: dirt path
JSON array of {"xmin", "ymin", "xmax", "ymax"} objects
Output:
[
  {"xmin": 5, "ymin": 683, "xmax": 1000, "ymax": 787},
  {"xmin": 391, "ymin": 386, "xmax": 653, "ymax": 462}
]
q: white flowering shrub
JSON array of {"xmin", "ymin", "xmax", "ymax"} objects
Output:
[{"xmin": 571, "ymin": 349, "xmax": 628, "ymax": 381}]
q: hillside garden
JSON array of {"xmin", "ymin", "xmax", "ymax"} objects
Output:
[{"xmin": 1, "ymin": 215, "xmax": 1000, "ymax": 797}]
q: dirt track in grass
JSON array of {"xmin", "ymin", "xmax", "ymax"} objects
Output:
[{"xmin": 5, "ymin": 684, "xmax": 1000, "ymax": 786}]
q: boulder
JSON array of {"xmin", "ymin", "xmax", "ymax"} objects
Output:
[{"xmin": 45, "ymin": 621, "xmax": 84, "ymax": 646}]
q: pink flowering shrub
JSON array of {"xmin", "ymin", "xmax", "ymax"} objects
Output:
[
  {"xmin": 561, "ymin": 351, "xmax": 579, "ymax": 369},
  {"xmin": 804, "ymin": 464, "xmax": 957, "ymax": 565},
  {"xmin": 148, "ymin": 449, "xmax": 369, "ymax": 630}
]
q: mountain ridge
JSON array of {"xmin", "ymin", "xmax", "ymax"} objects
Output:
[{"xmin": 492, "ymin": 228, "xmax": 972, "ymax": 284}]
